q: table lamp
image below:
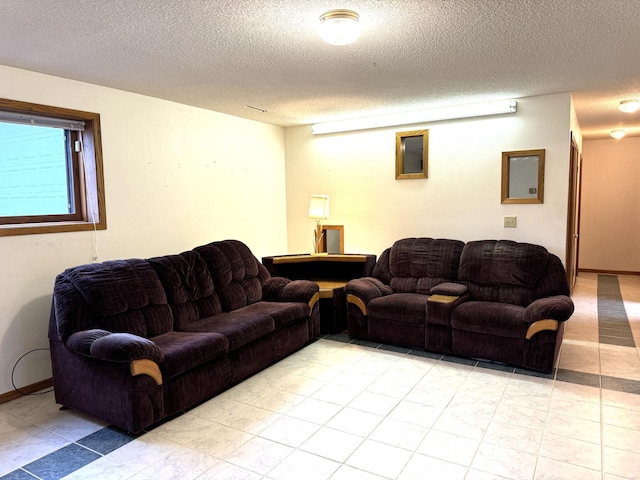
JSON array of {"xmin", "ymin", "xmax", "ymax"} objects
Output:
[{"xmin": 308, "ymin": 194, "xmax": 330, "ymax": 254}]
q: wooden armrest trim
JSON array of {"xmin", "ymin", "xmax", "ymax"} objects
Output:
[
  {"xmin": 347, "ymin": 294, "xmax": 367, "ymax": 316},
  {"xmin": 308, "ymin": 292, "xmax": 320, "ymax": 313},
  {"xmin": 428, "ymin": 294, "xmax": 459, "ymax": 304},
  {"xmin": 525, "ymin": 319, "xmax": 559, "ymax": 340},
  {"xmin": 130, "ymin": 359, "xmax": 163, "ymax": 385}
]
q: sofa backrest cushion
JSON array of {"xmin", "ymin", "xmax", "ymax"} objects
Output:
[
  {"xmin": 148, "ymin": 251, "xmax": 222, "ymax": 330},
  {"xmin": 378, "ymin": 238, "xmax": 465, "ymax": 294},
  {"xmin": 53, "ymin": 259, "xmax": 173, "ymax": 341},
  {"xmin": 194, "ymin": 240, "xmax": 270, "ymax": 311},
  {"xmin": 457, "ymin": 240, "xmax": 570, "ymax": 305}
]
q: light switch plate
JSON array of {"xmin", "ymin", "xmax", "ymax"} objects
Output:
[{"xmin": 504, "ymin": 215, "xmax": 517, "ymax": 228}]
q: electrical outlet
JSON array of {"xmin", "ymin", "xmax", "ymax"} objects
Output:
[{"xmin": 504, "ymin": 215, "xmax": 517, "ymax": 228}]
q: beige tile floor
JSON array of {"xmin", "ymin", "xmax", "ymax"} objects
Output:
[{"xmin": 1, "ymin": 272, "xmax": 640, "ymax": 479}]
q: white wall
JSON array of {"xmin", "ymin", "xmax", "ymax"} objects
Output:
[
  {"xmin": 284, "ymin": 94, "xmax": 573, "ymax": 260},
  {"xmin": 0, "ymin": 66, "xmax": 288, "ymax": 395},
  {"xmin": 580, "ymin": 137, "xmax": 640, "ymax": 272}
]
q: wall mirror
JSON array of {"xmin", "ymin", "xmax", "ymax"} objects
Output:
[
  {"xmin": 319, "ymin": 225, "xmax": 344, "ymax": 253},
  {"xmin": 501, "ymin": 149, "xmax": 545, "ymax": 204},
  {"xmin": 396, "ymin": 129, "xmax": 428, "ymax": 179}
]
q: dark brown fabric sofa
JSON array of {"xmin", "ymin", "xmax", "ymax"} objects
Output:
[
  {"xmin": 345, "ymin": 238, "xmax": 574, "ymax": 372},
  {"xmin": 48, "ymin": 240, "xmax": 320, "ymax": 433}
]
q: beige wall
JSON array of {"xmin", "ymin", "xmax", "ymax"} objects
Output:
[
  {"xmin": 0, "ymin": 66, "xmax": 288, "ymax": 395},
  {"xmin": 284, "ymin": 94, "xmax": 573, "ymax": 260},
  {"xmin": 0, "ymin": 67, "xmax": 579, "ymax": 396},
  {"xmin": 580, "ymin": 137, "xmax": 640, "ymax": 273}
]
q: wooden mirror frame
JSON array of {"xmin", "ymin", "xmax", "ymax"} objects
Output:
[
  {"xmin": 396, "ymin": 129, "xmax": 428, "ymax": 179},
  {"xmin": 501, "ymin": 149, "xmax": 545, "ymax": 204},
  {"xmin": 319, "ymin": 225, "xmax": 344, "ymax": 253}
]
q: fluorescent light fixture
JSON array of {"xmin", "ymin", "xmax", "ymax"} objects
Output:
[
  {"xmin": 311, "ymin": 100, "xmax": 517, "ymax": 134},
  {"xmin": 610, "ymin": 128, "xmax": 626, "ymax": 139},
  {"xmin": 619, "ymin": 99, "xmax": 640, "ymax": 113}
]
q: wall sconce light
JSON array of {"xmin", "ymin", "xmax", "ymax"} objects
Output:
[
  {"xmin": 619, "ymin": 100, "xmax": 640, "ymax": 113},
  {"xmin": 319, "ymin": 9, "xmax": 360, "ymax": 46},
  {"xmin": 308, "ymin": 194, "xmax": 330, "ymax": 254},
  {"xmin": 311, "ymin": 99, "xmax": 517, "ymax": 135},
  {"xmin": 610, "ymin": 128, "xmax": 626, "ymax": 139}
]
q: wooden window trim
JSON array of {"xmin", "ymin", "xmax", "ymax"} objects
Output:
[{"xmin": 0, "ymin": 98, "xmax": 107, "ymax": 236}]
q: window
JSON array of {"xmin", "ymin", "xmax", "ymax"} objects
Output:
[{"xmin": 0, "ymin": 99, "xmax": 106, "ymax": 236}]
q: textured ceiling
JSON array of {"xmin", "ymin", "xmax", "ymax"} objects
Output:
[{"xmin": 1, "ymin": 0, "xmax": 640, "ymax": 139}]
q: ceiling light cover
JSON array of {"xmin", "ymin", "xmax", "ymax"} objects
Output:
[
  {"xmin": 610, "ymin": 128, "xmax": 626, "ymax": 139},
  {"xmin": 319, "ymin": 9, "xmax": 360, "ymax": 45},
  {"xmin": 619, "ymin": 99, "xmax": 640, "ymax": 113}
]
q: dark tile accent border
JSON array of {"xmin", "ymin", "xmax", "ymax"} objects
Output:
[
  {"xmin": 1, "ymin": 426, "xmax": 138, "ymax": 480},
  {"xmin": 0, "ymin": 470, "xmax": 38, "ymax": 479},
  {"xmin": 477, "ymin": 361, "xmax": 516, "ymax": 373},
  {"xmin": 350, "ymin": 339, "xmax": 383, "ymax": 348},
  {"xmin": 379, "ymin": 344, "xmax": 412, "ymax": 354},
  {"xmin": 323, "ymin": 332, "xmax": 351, "ymax": 343},
  {"xmin": 408, "ymin": 349, "xmax": 443, "ymax": 360},
  {"xmin": 441, "ymin": 355, "xmax": 478, "ymax": 366},
  {"xmin": 598, "ymin": 274, "xmax": 636, "ymax": 347},
  {"xmin": 76, "ymin": 425, "xmax": 139, "ymax": 454},
  {"xmin": 602, "ymin": 375, "xmax": 640, "ymax": 395},
  {"xmin": 21, "ymin": 443, "xmax": 101, "ymax": 480},
  {"xmin": 556, "ymin": 368, "xmax": 601, "ymax": 388}
]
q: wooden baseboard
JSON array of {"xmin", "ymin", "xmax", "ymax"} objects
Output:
[
  {"xmin": 579, "ymin": 268, "xmax": 640, "ymax": 276},
  {"xmin": 0, "ymin": 378, "xmax": 53, "ymax": 405}
]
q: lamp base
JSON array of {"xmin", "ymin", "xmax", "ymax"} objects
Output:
[{"xmin": 310, "ymin": 252, "xmax": 329, "ymax": 256}]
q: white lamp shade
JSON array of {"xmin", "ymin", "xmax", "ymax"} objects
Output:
[{"xmin": 308, "ymin": 195, "xmax": 330, "ymax": 219}]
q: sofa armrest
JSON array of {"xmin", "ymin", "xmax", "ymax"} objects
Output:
[
  {"xmin": 263, "ymin": 277, "xmax": 320, "ymax": 306},
  {"xmin": 344, "ymin": 277, "xmax": 393, "ymax": 315},
  {"xmin": 430, "ymin": 282, "xmax": 468, "ymax": 300},
  {"xmin": 426, "ymin": 284, "xmax": 469, "ymax": 326},
  {"xmin": 66, "ymin": 329, "xmax": 165, "ymax": 385},
  {"xmin": 523, "ymin": 295, "xmax": 575, "ymax": 339},
  {"xmin": 524, "ymin": 295, "xmax": 574, "ymax": 323},
  {"xmin": 431, "ymin": 282, "xmax": 468, "ymax": 296}
]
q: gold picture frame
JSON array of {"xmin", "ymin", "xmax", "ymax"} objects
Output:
[{"xmin": 501, "ymin": 149, "xmax": 545, "ymax": 204}]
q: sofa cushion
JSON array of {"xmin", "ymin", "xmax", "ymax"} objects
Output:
[
  {"xmin": 151, "ymin": 331, "xmax": 229, "ymax": 379},
  {"xmin": 231, "ymin": 302, "xmax": 309, "ymax": 329},
  {"xmin": 458, "ymin": 240, "xmax": 549, "ymax": 288},
  {"xmin": 179, "ymin": 312, "xmax": 275, "ymax": 351},
  {"xmin": 451, "ymin": 301, "xmax": 527, "ymax": 338},
  {"xmin": 194, "ymin": 240, "xmax": 270, "ymax": 311},
  {"xmin": 457, "ymin": 240, "xmax": 556, "ymax": 306},
  {"xmin": 368, "ymin": 293, "xmax": 429, "ymax": 324},
  {"xmin": 387, "ymin": 238, "xmax": 465, "ymax": 294},
  {"xmin": 148, "ymin": 251, "xmax": 222, "ymax": 329},
  {"xmin": 58, "ymin": 259, "xmax": 173, "ymax": 338}
]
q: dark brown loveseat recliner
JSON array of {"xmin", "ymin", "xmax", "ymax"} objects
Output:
[
  {"xmin": 49, "ymin": 240, "xmax": 320, "ymax": 433},
  {"xmin": 345, "ymin": 238, "xmax": 574, "ymax": 372}
]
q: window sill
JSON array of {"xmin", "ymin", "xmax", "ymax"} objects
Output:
[{"xmin": 0, "ymin": 221, "xmax": 106, "ymax": 237}]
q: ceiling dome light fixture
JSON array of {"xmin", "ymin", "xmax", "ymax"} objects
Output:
[
  {"xmin": 610, "ymin": 128, "xmax": 626, "ymax": 139},
  {"xmin": 619, "ymin": 99, "xmax": 640, "ymax": 113},
  {"xmin": 319, "ymin": 9, "xmax": 361, "ymax": 46}
]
